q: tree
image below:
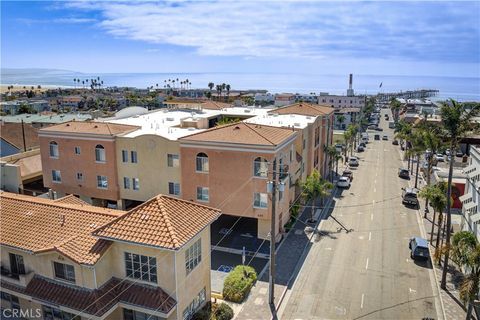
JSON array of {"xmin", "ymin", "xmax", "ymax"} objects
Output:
[
  {"xmin": 325, "ymin": 145, "xmax": 340, "ymax": 182},
  {"xmin": 451, "ymin": 231, "xmax": 480, "ymax": 320},
  {"xmin": 419, "ymin": 184, "xmax": 447, "ymax": 248},
  {"xmin": 390, "ymin": 98, "xmax": 402, "ymax": 121},
  {"xmin": 226, "ymin": 84, "xmax": 231, "ymax": 99},
  {"xmin": 216, "ymin": 84, "xmax": 222, "ymax": 98},
  {"xmin": 343, "ymin": 130, "xmax": 352, "ymax": 161},
  {"xmin": 208, "ymin": 82, "xmax": 214, "ymax": 92},
  {"xmin": 337, "ymin": 115, "xmax": 346, "ymax": 130},
  {"xmin": 440, "ymin": 99, "xmax": 480, "ymax": 289},
  {"xmin": 300, "ymin": 169, "xmax": 333, "ymax": 223},
  {"xmin": 18, "ymin": 103, "xmax": 34, "ymax": 114}
]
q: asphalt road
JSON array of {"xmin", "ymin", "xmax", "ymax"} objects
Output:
[{"xmin": 280, "ymin": 109, "xmax": 443, "ymax": 320}]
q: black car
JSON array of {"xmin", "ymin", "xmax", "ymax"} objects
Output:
[
  {"xmin": 398, "ymin": 168, "xmax": 410, "ymax": 179},
  {"xmin": 375, "ymin": 127, "xmax": 384, "ymax": 131},
  {"xmin": 392, "ymin": 140, "xmax": 399, "ymax": 145}
]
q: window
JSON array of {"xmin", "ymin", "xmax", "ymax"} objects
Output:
[
  {"xmin": 132, "ymin": 178, "xmax": 139, "ymax": 191},
  {"xmin": 131, "ymin": 151, "xmax": 138, "ymax": 163},
  {"xmin": 123, "ymin": 177, "xmax": 130, "ymax": 189},
  {"xmin": 1, "ymin": 293, "xmax": 20, "ymax": 312},
  {"xmin": 196, "ymin": 152, "xmax": 209, "ymax": 172},
  {"xmin": 8, "ymin": 253, "xmax": 25, "ymax": 278},
  {"xmin": 185, "ymin": 239, "xmax": 202, "ymax": 274},
  {"xmin": 95, "ymin": 144, "xmax": 106, "ymax": 162},
  {"xmin": 314, "ymin": 127, "xmax": 320, "ymax": 146},
  {"xmin": 183, "ymin": 288, "xmax": 206, "ymax": 320},
  {"xmin": 253, "ymin": 157, "xmax": 268, "ymax": 177},
  {"xmin": 123, "ymin": 309, "xmax": 159, "ymax": 320},
  {"xmin": 76, "ymin": 172, "xmax": 83, "ymax": 181},
  {"xmin": 74, "ymin": 146, "xmax": 81, "ymax": 155},
  {"xmin": 303, "ymin": 139, "xmax": 306, "ymax": 149},
  {"xmin": 49, "ymin": 141, "xmax": 59, "ymax": 158},
  {"xmin": 196, "ymin": 187, "xmax": 209, "ymax": 202},
  {"xmin": 254, "ymin": 193, "xmax": 268, "ymax": 208},
  {"xmin": 42, "ymin": 305, "xmax": 79, "ymax": 320},
  {"xmin": 168, "ymin": 182, "xmax": 180, "ymax": 195},
  {"xmin": 167, "ymin": 154, "xmax": 179, "ymax": 167},
  {"xmin": 97, "ymin": 175, "xmax": 108, "ymax": 189},
  {"xmin": 122, "ymin": 150, "xmax": 128, "ymax": 162},
  {"xmin": 124, "ymin": 252, "xmax": 157, "ymax": 283},
  {"xmin": 52, "ymin": 170, "xmax": 61, "ymax": 183},
  {"xmin": 53, "ymin": 262, "xmax": 75, "ymax": 283}
]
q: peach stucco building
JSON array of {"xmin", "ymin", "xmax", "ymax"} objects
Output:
[
  {"xmin": 38, "ymin": 122, "xmax": 139, "ymax": 208},
  {"xmin": 0, "ymin": 192, "xmax": 220, "ymax": 320},
  {"xmin": 179, "ymin": 122, "xmax": 297, "ymax": 240}
]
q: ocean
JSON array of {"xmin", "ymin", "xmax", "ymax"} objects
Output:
[{"xmin": 1, "ymin": 69, "xmax": 479, "ymax": 101}]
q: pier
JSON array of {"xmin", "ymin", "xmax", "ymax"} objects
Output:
[{"xmin": 377, "ymin": 89, "xmax": 439, "ymax": 102}]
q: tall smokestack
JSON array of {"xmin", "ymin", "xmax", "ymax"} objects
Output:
[{"xmin": 349, "ymin": 74, "xmax": 353, "ymax": 90}]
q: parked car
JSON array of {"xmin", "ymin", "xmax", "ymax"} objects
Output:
[
  {"xmin": 401, "ymin": 187, "xmax": 419, "ymax": 206},
  {"xmin": 456, "ymin": 151, "xmax": 464, "ymax": 157},
  {"xmin": 435, "ymin": 154, "xmax": 445, "ymax": 162},
  {"xmin": 392, "ymin": 139, "xmax": 399, "ymax": 145},
  {"xmin": 348, "ymin": 157, "xmax": 359, "ymax": 167},
  {"xmin": 342, "ymin": 169, "xmax": 353, "ymax": 181},
  {"xmin": 409, "ymin": 237, "xmax": 430, "ymax": 260},
  {"xmin": 368, "ymin": 125, "xmax": 377, "ymax": 130},
  {"xmin": 374, "ymin": 134, "xmax": 380, "ymax": 140},
  {"xmin": 375, "ymin": 127, "xmax": 384, "ymax": 131},
  {"xmin": 398, "ymin": 168, "xmax": 410, "ymax": 179},
  {"xmin": 359, "ymin": 142, "xmax": 366, "ymax": 148},
  {"xmin": 382, "ymin": 135, "xmax": 388, "ymax": 140},
  {"xmin": 337, "ymin": 176, "xmax": 351, "ymax": 188},
  {"xmin": 357, "ymin": 145, "xmax": 365, "ymax": 152}
]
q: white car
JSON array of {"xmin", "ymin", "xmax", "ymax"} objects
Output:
[
  {"xmin": 435, "ymin": 154, "xmax": 445, "ymax": 162},
  {"xmin": 348, "ymin": 157, "xmax": 359, "ymax": 167},
  {"xmin": 337, "ymin": 176, "xmax": 351, "ymax": 188}
]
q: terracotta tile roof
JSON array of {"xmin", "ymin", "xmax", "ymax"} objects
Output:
[
  {"xmin": 39, "ymin": 121, "xmax": 140, "ymax": 136},
  {"xmin": 0, "ymin": 192, "xmax": 122, "ymax": 265},
  {"xmin": 54, "ymin": 194, "xmax": 90, "ymax": 206},
  {"xmin": 0, "ymin": 122, "xmax": 39, "ymax": 151},
  {"xmin": 271, "ymin": 102, "xmax": 335, "ymax": 117},
  {"xmin": 94, "ymin": 195, "xmax": 221, "ymax": 250},
  {"xmin": 180, "ymin": 122, "xmax": 296, "ymax": 146},
  {"xmin": 2, "ymin": 275, "xmax": 176, "ymax": 317},
  {"xmin": 201, "ymin": 100, "xmax": 232, "ymax": 110}
]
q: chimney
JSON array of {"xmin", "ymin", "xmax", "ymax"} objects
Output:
[{"xmin": 349, "ymin": 74, "xmax": 353, "ymax": 90}]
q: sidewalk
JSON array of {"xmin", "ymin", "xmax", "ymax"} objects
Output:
[
  {"xmin": 421, "ymin": 210, "xmax": 471, "ymax": 320},
  {"xmin": 234, "ymin": 187, "xmax": 337, "ymax": 319}
]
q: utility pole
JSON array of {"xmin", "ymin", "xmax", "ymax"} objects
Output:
[
  {"xmin": 268, "ymin": 159, "xmax": 277, "ymax": 307},
  {"xmin": 21, "ymin": 119, "xmax": 27, "ymax": 152}
]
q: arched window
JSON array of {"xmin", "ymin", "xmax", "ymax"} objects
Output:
[
  {"xmin": 49, "ymin": 141, "xmax": 59, "ymax": 158},
  {"xmin": 95, "ymin": 145, "xmax": 106, "ymax": 162},
  {"xmin": 253, "ymin": 157, "xmax": 268, "ymax": 177},
  {"xmin": 196, "ymin": 153, "xmax": 209, "ymax": 172}
]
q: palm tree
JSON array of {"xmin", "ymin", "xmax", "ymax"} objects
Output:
[
  {"xmin": 451, "ymin": 231, "xmax": 480, "ymax": 320},
  {"xmin": 419, "ymin": 128, "xmax": 443, "ymax": 216},
  {"xmin": 440, "ymin": 99, "xmax": 480, "ymax": 289},
  {"xmin": 390, "ymin": 97, "xmax": 402, "ymax": 122},
  {"xmin": 300, "ymin": 169, "xmax": 333, "ymax": 223},
  {"xmin": 343, "ymin": 130, "xmax": 352, "ymax": 161},
  {"xmin": 337, "ymin": 115, "xmax": 346, "ymax": 130},
  {"xmin": 226, "ymin": 84, "xmax": 231, "ymax": 99},
  {"xmin": 216, "ymin": 84, "xmax": 222, "ymax": 98},
  {"xmin": 208, "ymin": 82, "xmax": 214, "ymax": 92}
]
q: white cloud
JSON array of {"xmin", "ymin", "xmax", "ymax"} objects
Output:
[
  {"xmin": 17, "ymin": 17, "xmax": 97, "ymax": 24},
  {"xmin": 67, "ymin": 1, "xmax": 479, "ymax": 62}
]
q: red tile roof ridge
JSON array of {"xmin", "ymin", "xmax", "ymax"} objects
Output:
[
  {"xmin": 242, "ymin": 122, "xmax": 276, "ymax": 145},
  {"xmin": 0, "ymin": 192, "xmax": 122, "ymax": 218},
  {"xmin": 156, "ymin": 197, "xmax": 180, "ymax": 247}
]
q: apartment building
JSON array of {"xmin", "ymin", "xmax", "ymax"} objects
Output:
[
  {"xmin": 318, "ymin": 93, "xmax": 365, "ymax": 109},
  {"xmin": 460, "ymin": 145, "xmax": 480, "ymax": 240},
  {"xmin": 179, "ymin": 122, "xmax": 297, "ymax": 240},
  {"xmin": 274, "ymin": 93, "xmax": 296, "ymax": 107},
  {"xmin": 270, "ymin": 102, "xmax": 335, "ymax": 179},
  {"xmin": 38, "ymin": 122, "xmax": 140, "ymax": 208},
  {"xmin": 0, "ymin": 192, "xmax": 220, "ymax": 320},
  {"xmin": 334, "ymin": 107, "xmax": 361, "ymax": 130}
]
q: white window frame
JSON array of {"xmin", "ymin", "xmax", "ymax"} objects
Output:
[
  {"xmin": 167, "ymin": 154, "xmax": 179, "ymax": 167},
  {"xmin": 53, "ymin": 261, "xmax": 75, "ymax": 283},
  {"xmin": 49, "ymin": 142, "xmax": 59, "ymax": 158},
  {"xmin": 253, "ymin": 192, "xmax": 268, "ymax": 208},
  {"xmin": 185, "ymin": 239, "xmax": 202, "ymax": 274},
  {"xmin": 253, "ymin": 157, "xmax": 268, "ymax": 178},
  {"xmin": 131, "ymin": 151, "xmax": 138, "ymax": 163},
  {"xmin": 168, "ymin": 182, "xmax": 180, "ymax": 195},
  {"xmin": 97, "ymin": 175, "xmax": 108, "ymax": 189},
  {"xmin": 196, "ymin": 187, "xmax": 209, "ymax": 202},
  {"xmin": 182, "ymin": 287, "xmax": 206, "ymax": 320},
  {"xmin": 123, "ymin": 177, "xmax": 130, "ymax": 189},
  {"xmin": 124, "ymin": 252, "xmax": 157, "ymax": 283},
  {"xmin": 52, "ymin": 170, "xmax": 61, "ymax": 183},
  {"xmin": 196, "ymin": 153, "xmax": 209, "ymax": 173},
  {"xmin": 95, "ymin": 145, "xmax": 106, "ymax": 163},
  {"xmin": 122, "ymin": 150, "xmax": 128, "ymax": 163},
  {"xmin": 132, "ymin": 178, "xmax": 139, "ymax": 191}
]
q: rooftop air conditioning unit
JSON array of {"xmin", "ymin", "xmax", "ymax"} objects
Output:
[{"xmin": 166, "ymin": 117, "xmax": 174, "ymax": 121}]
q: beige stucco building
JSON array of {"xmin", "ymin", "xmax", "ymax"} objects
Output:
[{"xmin": 0, "ymin": 192, "xmax": 220, "ymax": 320}]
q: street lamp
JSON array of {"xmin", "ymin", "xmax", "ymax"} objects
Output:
[{"xmin": 266, "ymin": 176, "xmax": 285, "ymax": 308}]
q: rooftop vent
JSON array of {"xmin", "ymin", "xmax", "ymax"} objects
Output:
[
  {"xmin": 66, "ymin": 123, "xmax": 70, "ymax": 126},
  {"xmin": 234, "ymin": 126, "xmax": 241, "ymax": 130},
  {"xmin": 94, "ymin": 125, "xmax": 98, "ymax": 128},
  {"xmin": 294, "ymin": 122, "xmax": 301, "ymax": 127},
  {"xmin": 166, "ymin": 117, "xmax": 174, "ymax": 121},
  {"xmin": 244, "ymin": 109, "xmax": 251, "ymax": 113}
]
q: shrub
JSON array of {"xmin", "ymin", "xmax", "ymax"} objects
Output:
[
  {"xmin": 215, "ymin": 302, "xmax": 234, "ymax": 320},
  {"xmin": 222, "ymin": 265, "xmax": 257, "ymax": 303}
]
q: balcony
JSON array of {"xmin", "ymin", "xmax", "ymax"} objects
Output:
[{"xmin": 1, "ymin": 267, "xmax": 34, "ymax": 287}]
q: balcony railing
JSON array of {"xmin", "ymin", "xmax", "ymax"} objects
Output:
[{"xmin": 1, "ymin": 267, "xmax": 34, "ymax": 287}]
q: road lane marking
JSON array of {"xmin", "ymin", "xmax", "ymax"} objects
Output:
[
  {"xmin": 360, "ymin": 294, "xmax": 365, "ymax": 309},
  {"xmin": 409, "ymin": 288, "xmax": 417, "ymax": 294},
  {"xmin": 365, "ymin": 258, "xmax": 369, "ymax": 270},
  {"xmin": 368, "ymin": 232, "xmax": 372, "ymax": 241},
  {"xmin": 374, "ymin": 187, "xmax": 376, "ymax": 193},
  {"xmin": 371, "ymin": 213, "xmax": 373, "ymax": 220},
  {"xmin": 374, "ymin": 179, "xmax": 377, "ymax": 184}
]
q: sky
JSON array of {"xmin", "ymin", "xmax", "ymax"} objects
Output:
[{"xmin": 1, "ymin": 1, "xmax": 480, "ymax": 77}]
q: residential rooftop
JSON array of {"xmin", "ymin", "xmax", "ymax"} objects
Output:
[
  {"xmin": 0, "ymin": 112, "xmax": 93, "ymax": 124},
  {"xmin": 39, "ymin": 121, "xmax": 140, "ymax": 136},
  {"xmin": 272, "ymin": 102, "xmax": 335, "ymax": 117},
  {"xmin": 244, "ymin": 113, "xmax": 315, "ymax": 129}
]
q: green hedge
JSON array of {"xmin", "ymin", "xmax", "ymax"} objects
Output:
[
  {"xmin": 193, "ymin": 302, "xmax": 233, "ymax": 320},
  {"xmin": 222, "ymin": 265, "xmax": 257, "ymax": 303}
]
